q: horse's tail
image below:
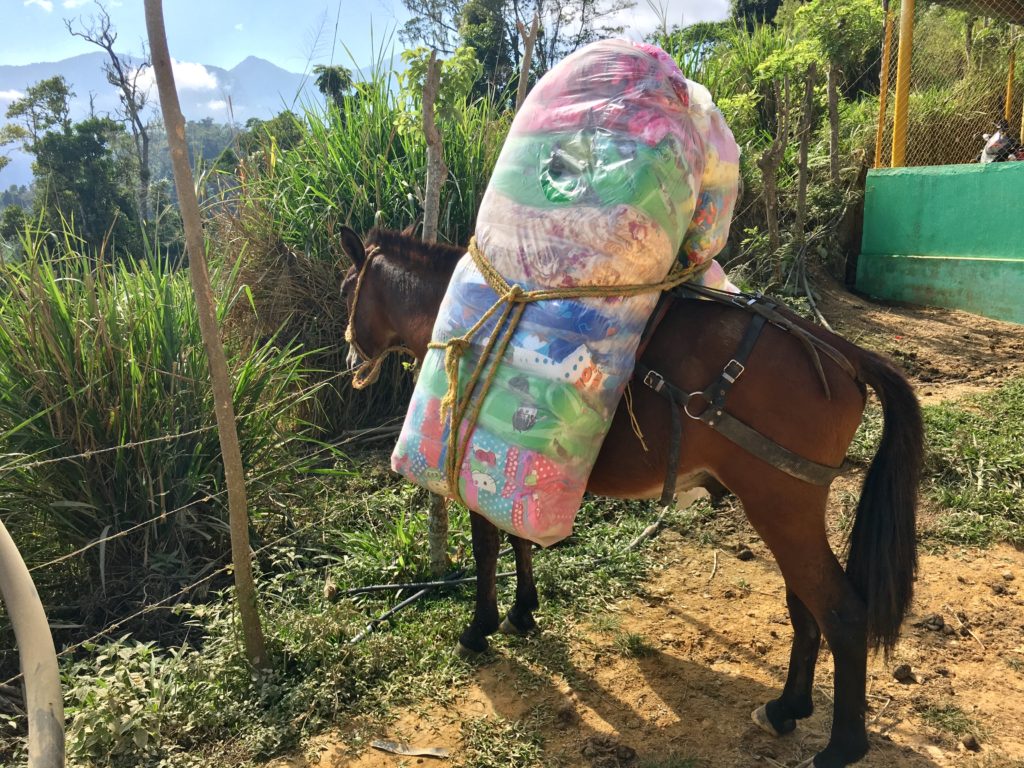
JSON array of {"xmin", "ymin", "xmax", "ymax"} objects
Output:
[{"xmin": 847, "ymin": 349, "xmax": 923, "ymax": 655}]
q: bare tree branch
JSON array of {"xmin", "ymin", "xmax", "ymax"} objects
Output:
[{"xmin": 67, "ymin": 0, "xmax": 153, "ymax": 222}]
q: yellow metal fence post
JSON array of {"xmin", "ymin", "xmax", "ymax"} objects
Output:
[
  {"xmin": 875, "ymin": 5, "xmax": 896, "ymax": 168},
  {"xmin": 891, "ymin": 0, "xmax": 915, "ymax": 167},
  {"xmin": 1006, "ymin": 43, "xmax": 1017, "ymax": 123}
]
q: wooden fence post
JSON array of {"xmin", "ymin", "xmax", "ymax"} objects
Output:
[
  {"xmin": 422, "ymin": 51, "xmax": 446, "ymax": 244},
  {"xmin": 144, "ymin": 0, "xmax": 268, "ymax": 669},
  {"xmin": 515, "ymin": 15, "xmax": 540, "ymax": 113},
  {"xmin": 421, "ymin": 50, "xmax": 451, "ymax": 576}
]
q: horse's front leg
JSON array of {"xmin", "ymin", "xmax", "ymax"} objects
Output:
[
  {"xmin": 457, "ymin": 511, "xmax": 501, "ymax": 655},
  {"xmin": 501, "ymin": 534, "xmax": 538, "ymax": 635}
]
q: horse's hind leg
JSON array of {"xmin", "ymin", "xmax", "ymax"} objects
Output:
[
  {"xmin": 755, "ymin": 588, "xmax": 821, "ymax": 735},
  {"xmin": 501, "ymin": 535, "xmax": 538, "ymax": 635},
  {"xmin": 458, "ymin": 511, "xmax": 501, "ymax": 655},
  {"xmin": 741, "ymin": 486, "xmax": 869, "ymax": 768}
]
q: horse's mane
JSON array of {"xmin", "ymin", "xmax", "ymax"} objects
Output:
[{"xmin": 365, "ymin": 228, "xmax": 465, "ymax": 273}]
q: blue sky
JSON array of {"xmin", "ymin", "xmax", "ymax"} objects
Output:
[
  {"xmin": 4, "ymin": 0, "xmax": 413, "ymax": 73},
  {"xmin": 4, "ymin": 0, "xmax": 730, "ymax": 72}
]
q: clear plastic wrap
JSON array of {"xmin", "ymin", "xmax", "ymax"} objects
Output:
[{"xmin": 391, "ymin": 39, "xmax": 739, "ymax": 546}]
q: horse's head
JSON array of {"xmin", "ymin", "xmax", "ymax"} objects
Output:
[
  {"xmin": 340, "ymin": 225, "xmax": 466, "ymax": 386},
  {"xmin": 340, "ymin": 226, "xmax": 405, "ymax": 383}
]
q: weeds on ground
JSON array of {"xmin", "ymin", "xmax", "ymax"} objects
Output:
[
  {"xmin": 847, "ymin": 377, "xmax": 1024, "ymax": 546},
  {"xmin": 459, "ymin": 714, "xmax": 546, "ymax": 768},
  {"xmin": 614, "ymin": 632, "xmax": 656, "ymax": 659},
  {"xmin": 916, "ymin": 702, "xmax": 982, "ymax": 739},
  {"xmin": 923, "ymin": 378, "xmax": 1024, "ymax": 545},
  {"xmin": 637, "ymin": 757, "xmax": 699, "ymax": 768},
  {"xmin": 11, "ymin": 468, "xmax": 669, "ymax": 767}
]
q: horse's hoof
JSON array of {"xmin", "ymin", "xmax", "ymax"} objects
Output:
[
  {"xmin": 455, "ymin": 641, "xmax": 483, "ymax": 658},
  {"xmin": 752, "ymin": 704, "xmax": 789, "ymax": 737},
  {"xmin": 500, "ymin": 616, "xmax": 528, "ymax": 636},
  {"xmin": 811, "ymin": 739, "xmax": 869, "ymax": 767}
]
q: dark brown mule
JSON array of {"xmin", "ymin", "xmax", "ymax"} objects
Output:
[{"xmin": 339, "ymin": 226, "xmax": 923, "ymax": 768}]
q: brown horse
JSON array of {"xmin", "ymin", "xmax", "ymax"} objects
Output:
[{"xmin": 339, "ymin": 226, "xmax": 923, "ymax": 768}]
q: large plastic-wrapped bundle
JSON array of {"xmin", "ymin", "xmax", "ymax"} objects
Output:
[{"xmin": 391, "ymin": 39, "xmax": 739, "ymax": 546}]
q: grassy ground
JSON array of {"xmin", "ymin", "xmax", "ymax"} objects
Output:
[
  {"xmin": 6, "ymin": 377, "xmax": 1022, "ymax": 767},
  {"xmin": 23, "ymin": 454, "xmax": 677, "ymax": 768},
  {"xmin": 850, "ymin": 376, "xmax": 1024, "ymax": 547}
]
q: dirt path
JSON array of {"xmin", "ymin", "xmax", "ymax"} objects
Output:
[
  {"xmin": 278, "ymin": 519, "xmax": 1024, "ymax": 768},
  {"xmin": 813, "ymin": 273, "xmax": 1024, "ymax": 406},
  {"xmin": 273, "ymin": 288, "xmax": 1024, "ymax": 768}
]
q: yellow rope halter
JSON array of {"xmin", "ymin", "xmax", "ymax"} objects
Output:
[
  {"xmin": 345, "ymin": 245, "xmax": 416, "ymax": 390},
  {"xmin": 430, "ymin": 237, "xmax": 710, "ymax": 506}
]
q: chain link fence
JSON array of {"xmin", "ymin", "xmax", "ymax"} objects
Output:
[{"xmin": 875, "ymin": 0, "xmax": 1023, "ymax": 167}]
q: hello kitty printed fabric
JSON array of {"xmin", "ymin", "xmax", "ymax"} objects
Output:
[{"xmin": 391, "ymin": 39, "xmax": 740, "ymax": 546}]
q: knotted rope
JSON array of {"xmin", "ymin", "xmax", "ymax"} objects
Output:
[{"xmin": 430, "ymin": 237, "xmax": 710, "ymax": 506}]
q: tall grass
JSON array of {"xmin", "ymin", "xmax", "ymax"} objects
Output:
[
  {"xmin": 0, "ymin": 233, "xmax": 315, "ymax": 607},
  {"xmin": 259, "ymin": 74, "xmax": 508, "ymax": 259},
  {"xmin": 218, "ymin": 73, "xmax": 509, "ymax": 433}
]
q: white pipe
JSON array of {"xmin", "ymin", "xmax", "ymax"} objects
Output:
[{"xmin": 0, "ymin": 518, "xmax": 64, "ymax": 767}]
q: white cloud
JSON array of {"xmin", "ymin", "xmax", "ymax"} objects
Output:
[
  {"xmin": 610, "ymin": 0, "xmax": 730, "ymax": 39},
  {"xmin": 24, "ymin": 0, "xmax": 54, "ymax": 11},
  {"xmin": 206, "ymin": 99, "xmax": 228, "ymax": 111},
  {"xmin": 136, "ymin": 59, "xmax": 218, "ymax": 93},
  {"xmin": 62, "ymin": 0, "xmax": 91, "ymax": 8},
  {"xmin": 0, "ymin": 90, "xmax": 26, "ymax": 101},
  {"xmin": 234, "ymin": 22, "xmax": 244, "ymax": 31}
]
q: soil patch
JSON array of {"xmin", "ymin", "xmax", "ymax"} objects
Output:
[{"xmin": 271, "ymin": 288, "xmax": 1024, "ymax": 768}]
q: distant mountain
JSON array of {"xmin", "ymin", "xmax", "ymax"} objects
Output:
[{"xmin": 0, "ymin": 53, "xmax": 320, "ymax": 187}]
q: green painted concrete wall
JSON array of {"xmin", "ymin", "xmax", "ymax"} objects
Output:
[{"xmin": 858, "ymin": 162, "xmax": 1024, "ymax": 324}]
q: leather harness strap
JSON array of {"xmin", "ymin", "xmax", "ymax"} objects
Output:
[
  {"xmin": 674, "ymin": 282, "xmax": 858, "ymax": 384},
  {"xmin": 635, "ymin": 292, "xmax": 674, "ymax": 364},
  {"xmin": 635, "ymin": 293, "xmax": 850, "ymax": 503}
]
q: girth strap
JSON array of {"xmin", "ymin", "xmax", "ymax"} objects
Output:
[{"xmin": 638, "ymin": 311, "xmax": 847, "ymax": 494}]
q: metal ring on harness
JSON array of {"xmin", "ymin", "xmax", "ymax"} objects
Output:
[{"xmin": 682, "ymin": 391, "xmax": 710, "ymax": 421}]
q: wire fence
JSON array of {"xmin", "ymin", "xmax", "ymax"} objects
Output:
[
  {"xmin": 875, "ymin": 0, "xmax": 1023, "ymax": 167},
  {"xmin": 0, "ymin": 383, "xmax": 411, "ymax": 695}
]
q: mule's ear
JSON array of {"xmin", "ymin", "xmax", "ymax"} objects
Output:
[{"xmin": 339, "ymin": 226, "xmax": 366, "ymax": 269}]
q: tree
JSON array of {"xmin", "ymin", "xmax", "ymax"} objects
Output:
[
  {"xmin": 2, "ymin": 77, "xmax": 74, "ymax": 151},
  {"xmin": 33, "ymin": 117, "xmax": 142, "ymax": 257},
  {"xmin": 0, "ymin": 205, "xmax": 28, "ymax": 243},
  {"xmin": 312, "ymin": 64, "xmax": 354, "ymax": 111},
  {"xmin": 399, "ymin": 0, "xmax": 635, "ymax": 89},
  {"xmin": 397, "ymin": 46, "xmax": 483, "ymax": 135},
  {"xmin": 732, "ymin": 0, "xmax": 784, "ymax": 30},
  {"xmin": 66, "ymin": 2, "xmax": 154, "ymax": 223},
  {"xmin": 529, "ymin": 0, "xmax": 634, "ymax": 74},
  {"xmin": 239, "ymin": 111, "xmax": 306, "ymax": 156},
  {"xmin": 400, "ymin": 0, "xmax": 465, "ymax": 53},
  {"xmin": 790, "ymin": 0, "xmax": 883, "ymax": 181},
  {"xmin": 0, "ymin": 185, "xmax": 34, "ymax": 210},
  {"xmin": 459, "ymin": 0, "xmax": 517, "ymax": 95}
]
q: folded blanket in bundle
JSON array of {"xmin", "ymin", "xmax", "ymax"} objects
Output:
[{"xmin": 392, "ymin": 39, "xmax": 740, "ymax": 546}]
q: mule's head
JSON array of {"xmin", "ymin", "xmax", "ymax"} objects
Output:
[
  {"xmin": 340, "ymin": 226, "xmax": 403, "ymax": 374},
  {"xmin": 340, "ymin": 225, "xmax": 465, "ymax": 383}
]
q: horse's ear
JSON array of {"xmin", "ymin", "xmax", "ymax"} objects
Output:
[
  {"xmin": 401, "ymin": 219, "xmax": 419, "ymax": 238},
  {"xmin": 339, "ymin": 226, "xmax": 366, "ymax": 269}
]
